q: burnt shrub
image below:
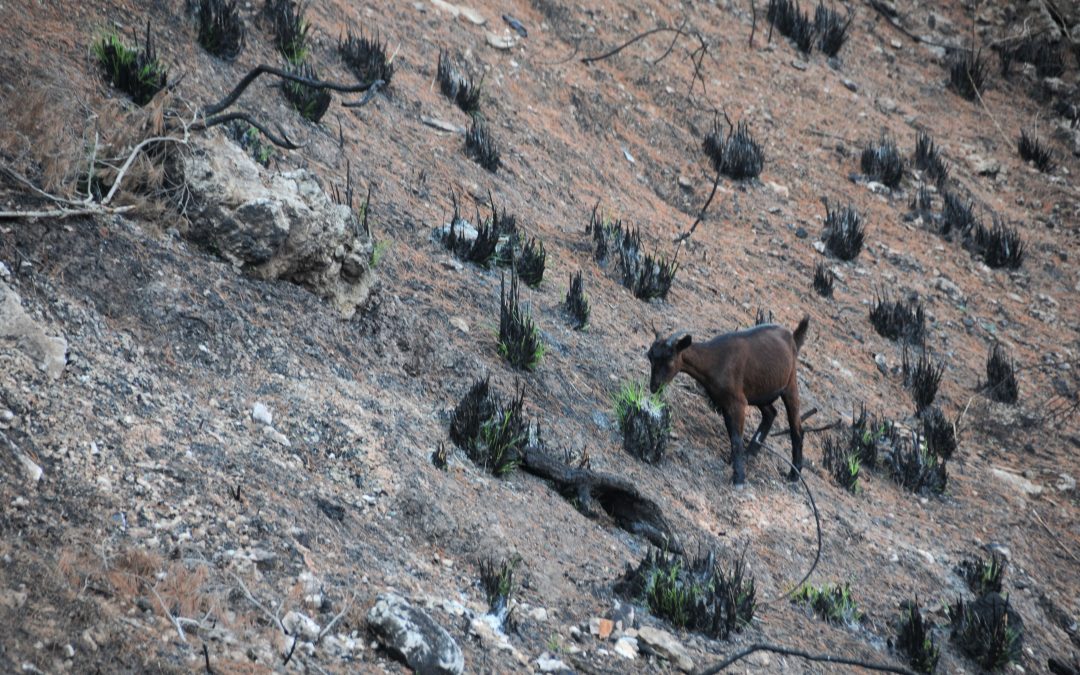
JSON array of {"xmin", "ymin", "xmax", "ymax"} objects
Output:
[
  {"xmin": 921, "ymin": 406, "xmax": 957, "ymax": 461},
  {"xmin": 870, "ymin": 291, "xmax": 926, "ymax": 345},
  {"xmin": 814, "ymin": 2, "xmax": 852, "ymax": 57},
  {"xmin": 985, "ymin": 343, "xmax": 1018, "ymax": 404},
  {"xmin": 564, "ymin": 271, "xmax": 590, "ymax": 330},
  {"xmin": 861, "ymin": 134, "xmax": 904, "ymax": 187},
  {"xmin": 792, "ymin": 582, "xmax": 862, "ymax": 626},
  {"xmin": 339, "ymin": 28, "xmax": 394, "ymax": 86},
  {"xmin": 903, "ymin": 347, "xmax": 944, "ymax": 415},
  {"xmin": 268, "ymin": 0, "xmax": 310, "ymax": 64},
  {"xmin": 465, "ymin": 117, "xmax": 500, "ymax": 172},
  {"xmin": 437, "ymin": 49, "xmax": 482, "ymax": 113},
  {"xmin": 615, "ymin": 548, "xmax": 756, "ymax": 639},
  {"xmin": 704, "ymin": 117, "xmax": 764, "ymax": 180},
  {"xmin": 94, "ymin": 24, "xmax": 168, "ymax": 106},
  {"xmin": 957, "ymin": 553, "xmax": 1006, "ymax": 595},
  {"xmin": 516, "ymin": 237, "xmax": 546, "ymax": 287},
  {"xmin": 822, "ymin": 431, "xmax": 861, "ymax": 492},
  {"xmin": 970, "ymin": 218, "xmax": 1024, "ymax": 269},
  {"xmin": 767, "ymin": 0, "xmax": 816, "ymax": 54},
  {"xmin": 614, "ymin": 381, "xmax": 670, "ymax": 464},
  {"xmin": 940, "ymin": 191, "xmax": 978, "ymax": 240},
  {"xmin": 282, "ymin": 62, "xmax": 331, "ymax": 122},
  {"xmin": 813, "ymin": 262, "xmax": 834, "ymax": 297},
  {"xmin": 895, "ymin": 599, "xmax": 941, "ymax": 674},
  {"xmin": 1018, "ymin": 129, "xmax": 1055, "ymax": 173},
  {"xmin": 449, "ymin": 377, "xmax": 529, "ymax": 476},
  {"xmin": 194, "ymin": 0, "xmax": 245, "ymax": 60},
  {"xmin": 884, "ymin": 431, "xmax": 948, "ymax": 495},
  {"xmin": 948, "ymin": 48, "xmax": 989, "ymax": 100},
  {"xmin": 914, "ymin": 131, "xmax": 949, "ymax": 189},
  {"xmin": 479, "ymin": 555, "xmax": 519, "ymax": 622},
  {"xmin": 823, "ymin": 202, "xmax": 865, "ymax": 261},
  {"xmin": 949, "ymin": 593, "xmax": 1024, "ymax": 671},
  {"xmin": 499, "ymin": 269, "xmax": 544, "ymax": 371}
]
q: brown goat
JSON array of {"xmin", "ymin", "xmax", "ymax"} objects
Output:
[{"xmin": 646, "ymin": 316, "xmax": 810, "ymax": 485}]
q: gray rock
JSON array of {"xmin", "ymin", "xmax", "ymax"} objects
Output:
[
  {"xmin": 367, "ymin": 593, "xmax": 464, "ymax": 675},
  {"xmin": 0, "ymin": 282, "xmax": 67, "ymax": 379},
  {"xmin": 637, "ymin": 626, "xmax": 694, "ymax": 672},
  {"xmin": 181, "ymin": 140, "xmax": 375, "ymax": 319}
]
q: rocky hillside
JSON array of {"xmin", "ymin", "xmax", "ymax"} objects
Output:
[{"xmin": 1, "ymin": 0, "xmax": 1078, "ymax": 673}]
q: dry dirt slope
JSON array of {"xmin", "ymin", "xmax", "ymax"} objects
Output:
[{"xmin": 1, "ymin": 0, "xmax": 1079, "ymax": 673}]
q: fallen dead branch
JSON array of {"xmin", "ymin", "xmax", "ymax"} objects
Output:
[{"xmin": 520, "ymin": 444, "xmax": 681, "ymax": 552}]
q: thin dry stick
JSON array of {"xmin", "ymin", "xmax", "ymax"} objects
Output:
[
  {"xmin": 230, "ymin": 571, "xmax": 288, "ymax": 636},
  {"xmin": 317, "ymin": 593, "xmax": 355, "ymax": 642},
  {"xmin": 1031, "ymin": 508, "xmax": 1080, "ymax": 565}
]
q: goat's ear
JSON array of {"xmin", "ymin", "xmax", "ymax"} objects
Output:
[{"xmin": 676, "ymin": 334, "xmax": 692, "ymax": 351}]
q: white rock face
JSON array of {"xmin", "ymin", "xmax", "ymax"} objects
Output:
[
  {"xmin": 182, "ymin": 140, "xmax": 375, "ymax": 318},
  {"xmin": 0, "ymin": 282, "xmax": 66, "ymax": 379}
]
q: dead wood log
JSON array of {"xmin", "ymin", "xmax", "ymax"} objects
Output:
[{"xmin": 520, "ymin": 445, "xmax": 681, "ymax": 553}]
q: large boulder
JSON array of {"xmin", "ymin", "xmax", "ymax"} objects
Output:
[
  {"xmin": 367, "ymin": 593, "xmax": 464, "ymax": 675},
  {"xmin": 182, "ymin": 139, "xmax": 375, "ymax": 318}
]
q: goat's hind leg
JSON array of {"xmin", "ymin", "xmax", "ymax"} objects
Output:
[{"xmin": 747, "ymin": 402, "xmax": 777, "ymax": 455}]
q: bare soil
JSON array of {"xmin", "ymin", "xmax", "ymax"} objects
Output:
[{"xmin": 1, "ymin": 0, "xmax": 1078, "ymax": 673}]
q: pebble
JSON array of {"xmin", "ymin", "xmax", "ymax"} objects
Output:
[{"xmin": 252, "ymin": 402, "xmax": 273, "ymax": 426}]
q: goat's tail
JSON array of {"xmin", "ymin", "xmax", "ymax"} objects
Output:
[{"xmin": 793, "ymin": 315, "xmax": 810, "ymax": 353}]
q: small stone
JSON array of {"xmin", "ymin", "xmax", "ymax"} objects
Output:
[
  {"xmin": 589, "ymin": 617, "xmax": 615, "ymax": 640},
  {"xmin": 637, "ymin": 626, "xmax": 694, "ymax": 672},
  {"xmin": 449, "ymin": 317, "xmax": 469, "ymax": 333},
  {"xmin": 613, "ymin": 636, "xmax": 638, "ymax": 659},
  {"xmin": 536, "ymin": 653, "xmax": 570, "ymax": 672},
  {"xmin": 252, "ymin": 402, "xmax": 273, "ymax": 426}
]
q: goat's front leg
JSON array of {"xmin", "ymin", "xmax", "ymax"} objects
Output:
[{"xmin": 722, "ymin": 404, "xmax": 748, "ymax": 485}]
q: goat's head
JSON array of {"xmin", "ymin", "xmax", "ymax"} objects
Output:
[{"xmin": 646, "ymin": 333, "xmax": 692, "ymax": 393}]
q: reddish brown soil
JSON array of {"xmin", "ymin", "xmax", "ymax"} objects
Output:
[{"xmin": 1, "ymin": 0, "xmax": 1078, "ymax": 673}]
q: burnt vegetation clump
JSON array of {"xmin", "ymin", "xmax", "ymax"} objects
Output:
[
  {"xmin": 465, "ymin": 117, "xmax": 501, "ymax": 172},
  {"xmin": 767, "ymin": 0, "xmax": 816, "ymax": 54},
  {"xmin": 985, "ymin": 343, "xmax": 1019, "ymax": 404},
  {"xmin": 703, "ymin": 117, "xmax": 764, "ymax": 180},
  {"xmin": 903, "ymin": 347, "xmax": 944, "ymax": 415},
  {"xmin": 194, "ymin": 0, "xmax": 245, "ymax": 60},
  {"xmin": 914, "ymin": 131, "xmax": 950, "ymax": 189},
  {"xmin": 614, "ymin": 381, "xmax": 670, "ymax": 464},
  {"xmin": 813, "ymin": 262, "xmax": 834, "ymax": 297},
  {"xmin": 998, "ymin": 36, "xmax": 1066, "ymax": 79},
  {"xmin": 339, "ymin": 28, "xmax": 394, "ymax": 86},
  {"xmin": 563, "ymin": 271, "xmax": 590, "ymax": 330},
  {"xmin": 437, "ymin": 49, "xmax": 482, "ymax": 114},
  {"xmin": 93, "ymin": 23, "xmax": 169, "ymax": 106},
  {"xmin": 970, "ymin": 217, "xmax": 1025, "ymax": 269},
  {"xmin": 822, "ymin": 202, "xmax": 865, "ymax": 261},
  {"xmin": 282, "ymin": 61, "xmax": 331, "ymax": 122},
  {"xmin": 268, "ymin": 0, "xmax": 311, "ymax": 64},
  {"xmin": 948, "ymin": 48, "xmax": 989, "ymax": 101},
  {"xmin": 814, "ymin": 2, "xmax": 853, "ymax": 57},
  {"xmin": 1018, "ymin": 129, "xmax": 1055, "ymax": 173},
  {"xmin": 615, "ymin": 548, "xmax": 756, "ymax": 639},
  {"xmin": 948, "ymin": 593, "xmax": 1024, "ymax": 671},
  {"xmin": 957, "ymin": 553, "xmax": 1006, "ymax": 595},
  {"xmin": 895, "ymin": 599, "xmax": 941, "ymax": 674},
  {"xmin": 870, "ymin": 291, "xmax": 926, "ymax": 345},
  {"xmin": 448, "ymin": 377, "xmax": 530, "ymax": 476},
  {"xmin": 861, "ymin": 134, "xmax": 904, "ymax": 188},
  {"xmin": 921, "ymin": 406, "xmax": 957, "ymax": 461},
  {"xmin": 499, "ymin": 269, "xmax": 544, "ymax": 371}
]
